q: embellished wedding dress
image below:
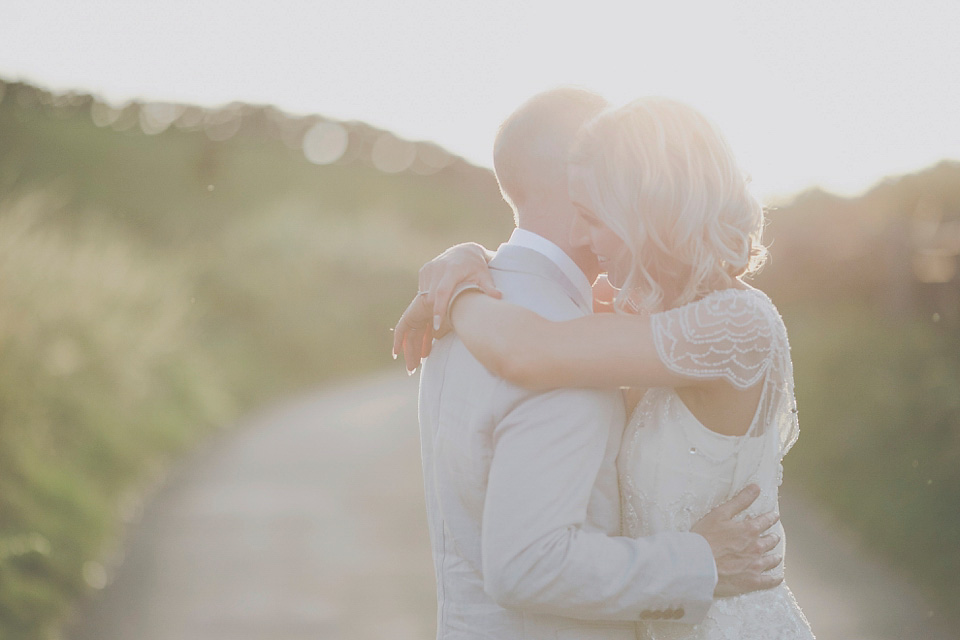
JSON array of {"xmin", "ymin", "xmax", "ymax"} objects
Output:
[{"xmin": 619, "ymin": 288, "xmax": 815, "ymax": 640}]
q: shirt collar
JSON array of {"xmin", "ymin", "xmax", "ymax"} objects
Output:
[{"xmin": 505, "ymin": 228, "xmax": 594, "ymax": 309}]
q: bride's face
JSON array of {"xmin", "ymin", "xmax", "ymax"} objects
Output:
[{"xmin": 568, "ymin": 164, "xmax": 630, "ymax": 287}]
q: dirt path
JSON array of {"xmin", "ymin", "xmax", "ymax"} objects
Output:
[{"xmin": 66, "ymin": 372, "xmax": 955, "ymax": 640}]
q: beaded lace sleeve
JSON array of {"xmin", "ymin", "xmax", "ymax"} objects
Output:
[{"xmin": 651, "ymin": 289, "xmax": 775, "ymax": 390}]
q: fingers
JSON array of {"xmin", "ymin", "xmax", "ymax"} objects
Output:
[
  {"xmin": 399, "ymin": 242, "xmax": 498, "ymax": 366},
  {"xmin": 393, "ymin": 294, "xmax": 429, "ymax": 360},
  {"xmin": 433, "ymin": 276, "xmax": 456, "ymax": 332},
  {"xmin": 747, "ymin": 510, "xmax": 781, "ymax": 535},
  {"xmin": 403, "ymin": 328, "xmax": 422, "ymax": 373},
  {"xmin": 476, "ymin": 269, "xmax": 502, "ymax": 299},
  {"xmin": 746, "ymin": 574, "xmax": 784, "ymax": 593},
  {"xmin": 759, "ymin": 552, "xmax": 784, "ymax": 574},
  {"xmin": 717, "ymin": 484, "xmax": 761, "ymax": 520},
  {"xmin": 417, "ymin": 260, "xmax": 436, "ymax": 295},
  {"xmin": 393, "ymin": 313, "xmax": 414, "ymax": 361},
  {"xmin": 420, "ymin": 324, "xmax": 434, "ymax": 360},
  {"xmin": 757, "ymin": 533, "xmax": 780, "ymax": 554},
  {"xmin": 392, "ymin": 318, "xmax": 405, "ymax": 359},
  {"xmin": 430, "ymin": 272, "xmax": 501, "ymax": 331}
]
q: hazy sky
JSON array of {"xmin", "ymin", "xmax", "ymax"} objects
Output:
[{"xmin": 2, "ymin": 0, "xmax": 958, "ymax": 200}]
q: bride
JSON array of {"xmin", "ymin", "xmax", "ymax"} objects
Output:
[{"xmin": 395, "ymin": 98, "xmax": 814, "ymax": 639}]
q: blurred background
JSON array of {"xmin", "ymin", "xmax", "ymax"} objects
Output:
[{"xmin": 0, "ymin": 1, "xmax": 957, "ymax": 639}]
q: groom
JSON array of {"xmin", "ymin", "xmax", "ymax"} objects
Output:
[{"xmin": 397, "ymin": 89, "xmax": 782, "ymax": 639}]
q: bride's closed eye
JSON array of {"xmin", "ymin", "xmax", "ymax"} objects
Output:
[{"xmin": 574, "ymin": 203, "xmax": 602, "ymax": 227}]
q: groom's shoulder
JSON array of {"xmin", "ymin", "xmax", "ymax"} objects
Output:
[{"xmin": 491, "ymin": 268, "xmax": 584, "ymax": 322}]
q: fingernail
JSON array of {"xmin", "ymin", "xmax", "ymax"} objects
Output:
[
  {"xmin": 433, "ymin": 315, "xmax": 441, "ymax": 331},
  {"xmin": 392, "ymin": 351, "xmax": 397, "ymax": 360},
  {"xmin": 407, "ymin": 367, "xmax": 417, "ymax": 376}
]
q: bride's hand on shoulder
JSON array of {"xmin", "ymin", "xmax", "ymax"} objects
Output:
[
  {"xmin": 392, "ymin": 242, "xmax": 500, "ymax": 372},
  {"xmin": 420, "ymin": 243, "xmax": 501, "ymax": 329}
]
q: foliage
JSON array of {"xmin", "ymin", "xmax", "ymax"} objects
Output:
[
  {"xmin": 782, "ymin": 308, "xmax": 960, "ymax": 618},
  {"xmin": 0, "ymin": 80, "xmax": 511, "ymax": 639},
  {"xmin": 758, "ymin": 171, "xmax": 960, "ymax": 619},
  {"xmin": 0, "ymin": 195, "xmax": 227, "ymax": 637}
]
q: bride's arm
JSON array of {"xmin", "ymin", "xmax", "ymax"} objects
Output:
[{"xmin": 450, "ymin": 291, "xmax": 687, "ymax": 391}]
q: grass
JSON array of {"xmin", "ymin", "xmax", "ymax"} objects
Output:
[{"xmin": 0, "ymin": 194, "xmax": 229, "ymax": 638}]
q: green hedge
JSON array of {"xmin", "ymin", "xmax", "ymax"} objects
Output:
[{"xmin": 784, "ymin": 307, "xmax": 960, "ymax": 618}]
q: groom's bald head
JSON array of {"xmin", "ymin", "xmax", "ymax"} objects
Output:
[{"xmin": 493, "ymin": 88, "xmax": 608, "ymax": 219}]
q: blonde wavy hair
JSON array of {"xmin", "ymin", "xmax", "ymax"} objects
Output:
[{"xmin": 570, "ymin": 98, "xmax": 767, "ymax": 313}]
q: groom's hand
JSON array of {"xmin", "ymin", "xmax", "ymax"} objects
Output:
[{"xmin": 691, "ymin": 484, "xmax": 783, "ymax": 598}]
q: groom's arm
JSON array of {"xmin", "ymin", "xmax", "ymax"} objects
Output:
[{"xmin": 481, "ymin": 385, "xmax": 717, "ymax": 623}]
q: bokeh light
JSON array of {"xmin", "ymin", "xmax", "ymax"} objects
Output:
[
  {"xmin": 139, "ymin": 102, "xmax": 183, "ymax": 136},
  {"xmin": 110, "ymin": 103, "xmax": 139, "ymax": 132},
  {"xmin": 302, "ymin": 121, "xmax": 349, "ymax": 165},
  {"xmin": 175, "ymin": 105, "xmax": 205, "ymax": 131},
  {"xmin": 90, "ymin": 100, "xmax": 121, "ymax": 128},
  {"xmin": 411, "ymin": 142, "xmax": 452, "ymax": 175},
  {"xmin": 203, "ymin": 104, "xmax": 242, "ymax": 142},
  {"xmin": 371, "ymin": 132, "xmax": 416, "ymax": 174}
]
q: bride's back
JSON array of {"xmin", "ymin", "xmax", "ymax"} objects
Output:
[{"xmin": 618, "ymin": 287, "xmax": 812, "ymax": 640}]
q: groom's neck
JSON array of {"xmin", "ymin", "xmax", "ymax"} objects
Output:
[
  {"xmin": 515, "ymin": 203, "xmax": 570, "ymax": 253},
  {"xmin": 516, "ymin": 200, "xmax": 599, "ymax": 283}
]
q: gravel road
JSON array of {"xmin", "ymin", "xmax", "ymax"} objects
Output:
[{"xmin": 66, "ymin": 372, "xmax": 955, "ymax": 640}]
